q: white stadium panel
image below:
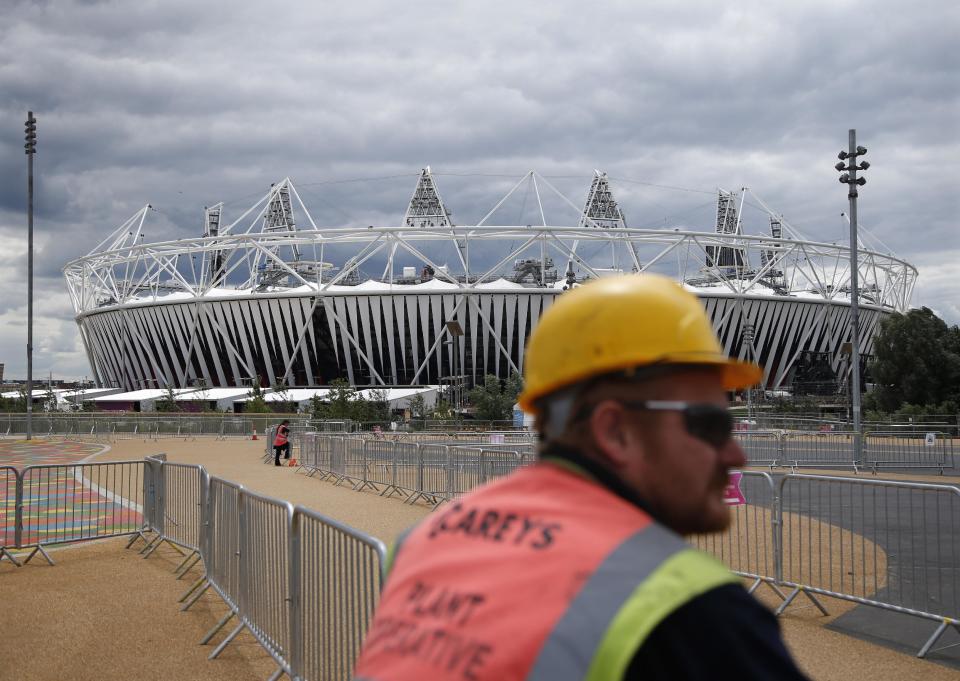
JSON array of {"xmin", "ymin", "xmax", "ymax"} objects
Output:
[{"xmin": 76, "ymin": 291, "xmax": 887, "ymax": 393}]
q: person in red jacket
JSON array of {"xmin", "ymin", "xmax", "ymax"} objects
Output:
[
  {"xmin": 353, "ymin": 274, "xmax": 808, "ymax": 681},
  {"xmin": 273, "ymin": 419, "xmax": 290, "ymax": 466}
]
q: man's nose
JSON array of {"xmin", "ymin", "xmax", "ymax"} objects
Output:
[{"xmin": 722, "ymin": 438, "xmax": 747, "ymax": 468}]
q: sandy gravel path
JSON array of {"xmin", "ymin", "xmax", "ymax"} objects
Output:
[{"xmin": 2, "ymin": 437, "xmax": 957, "ymax": 680}]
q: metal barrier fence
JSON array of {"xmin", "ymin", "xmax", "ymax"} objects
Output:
[
  {"xmin": 0, "ymin": 461, "xmax": 148, "ymax": 567},
  {"xmin": 691, "ymin": 471, "xmax": 782, "ymax": 598},
  {"xmin": 0, "ymin": 413, "xmax": 310, "ymax": 442},
  {"xmin": 218, "ymin": 490, "xmax": 295, "ymax": 675},
  {"xmin": 292, "ymin": 506, "xmax": 386, "ymax": 681},
  {"xmin": 865, "ymin": 432, "xmax": 955, "ymax": 471},
  {"xmin": 780, "ymin": 431, "xmax": 860, "ymax": 469},
  {"xmin": 777, "ymin": 474, "xmax": 960, "ymax": 657},
  {"xmin": 736, "ymin": 430, "xmax": 955, "ymax": 473},
  {"xmin": 297, "ymin": 437, "xmax": 532, "ymax": 504},
  {"xmin": 159, "ymin": 463, "xmax": 204, "ymax": 557},
  {"xmin": 192, "ymin": 476, "xmax": 242, "ymax": 624},
  {"xmin": 264, "ymin": 425, "xmax": 277, "ymax": 460},
  {"xmin": 0, "ymin": 465, "xmax": 21, "ymax": 565},
  {"xmin": 153, "ymin": 462, "xmax": 389, "ymax": 680},
  {"xmin": 296, "ymin": 430, "xmax": 955, "ymax": 477},
  {"xmin": 1, "ymin": 453, "xmax": 388, "ymax": 679}
]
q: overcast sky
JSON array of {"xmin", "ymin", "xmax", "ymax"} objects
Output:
[{"xmin": 0, "ymin": 0, "xmax": 957, "ymax": 380}]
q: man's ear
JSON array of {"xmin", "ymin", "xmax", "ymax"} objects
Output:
[{"xmin": 588, "ymin": 400, "xmax": 640, "ymax": 471}]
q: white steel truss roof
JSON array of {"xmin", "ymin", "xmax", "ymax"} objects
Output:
[{"xmin": 63, "ymin": 170, "xmax": 917, "ymax": 391}]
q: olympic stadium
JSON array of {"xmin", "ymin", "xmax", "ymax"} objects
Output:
[{"xmin": 63, "ymin": 169, "xmax": 917, "ymax": 394}]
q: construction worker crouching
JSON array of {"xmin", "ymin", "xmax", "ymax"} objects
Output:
[{"xmin": 353, "ymin": 274, "xmax": 808, "ymax": 680}]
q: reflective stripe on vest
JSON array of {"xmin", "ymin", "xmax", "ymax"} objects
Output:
[
  {"xmin": 353, "ymin": 463, "xmax": 737, "ymax": 681},
  {"xmin": 528, "ymin": 531, "xmax": 736, "ymax": 681}
]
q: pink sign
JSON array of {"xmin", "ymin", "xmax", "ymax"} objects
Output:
[{"xmin": 723, "ymin": 471, "xmax": 746, "ymax": 505}]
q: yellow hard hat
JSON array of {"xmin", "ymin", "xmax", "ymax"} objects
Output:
[{"xmin": 518, "ymin": 274, "xmax": 762, "ymax": 414}]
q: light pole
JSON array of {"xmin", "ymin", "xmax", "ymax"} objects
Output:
[
  {"xmin": 444, "ymin": 321, "xmax": 464, "ymax": 416},
  {"xmin": 742, "ymin": 321, "xmax": 755, "ymax": 423},
  {"xmin": 24, "ymin": 112, "xmax": 37, "ymax": 441},
  {"xmin": 835, "ymin": 130, "xmax": 869, "ymax": 466}
]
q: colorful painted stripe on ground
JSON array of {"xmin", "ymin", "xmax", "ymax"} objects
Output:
[{"xmin": 0, "ymin": 440, "xmax": 143, "ymax": 546}]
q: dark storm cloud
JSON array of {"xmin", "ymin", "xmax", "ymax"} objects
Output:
[{"xmin": 0, "ymin": 0, "xmax": 957, "ymax": 376}]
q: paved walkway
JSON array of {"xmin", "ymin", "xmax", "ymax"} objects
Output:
[
  {"xmin": 3, "ymin": 437, "xmax": 959, "ymax": 679},
  {"xmin": 0, "ymin": 439, "xmax": 106, "ymax": 467}
]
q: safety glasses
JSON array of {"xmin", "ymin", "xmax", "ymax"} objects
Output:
[{"xmin": 618, "ymin": 400, "xmax": 733, "ymax": 449}]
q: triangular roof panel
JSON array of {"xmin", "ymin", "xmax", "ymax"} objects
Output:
[{"xmin": 404, "ymin": 167, "xmax": 453, "ymax": 228}]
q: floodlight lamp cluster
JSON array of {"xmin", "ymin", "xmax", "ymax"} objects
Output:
[
  {"xmin": 836, "ymin": 145, "xmax": 869, "ymax": 186},
  {"xmin": 24, "ymin": 113, "xmax": 37, "ymax": 155}
]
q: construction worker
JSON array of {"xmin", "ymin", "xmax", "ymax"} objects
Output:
[
  {"xmin": 353, "ymin": 274, "xmax": 808, "ymax": 680},
  {"xmin": 273, "ymin": 419, "xmax": 291, "ymax": 466}
]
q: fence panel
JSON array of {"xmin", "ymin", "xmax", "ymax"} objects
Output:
[
  {"xmin": 291, "ymin": 506, "xmax": 387, "ymax": 681},
  {"xmin": 142, "ymin": 456, "xmax": 164, "ymax": 534},
  {"xmin": 221, "ymin": 417, "xmax": 251, "ymax": 438},
  {"xmin": 777, "ymin": 474, "xmax": 960, "ymax": 657},
  {"xmin": 341, "ymin": 438, "xmax": 368, "ymax": 487},
  {"xmin": 363, "ymin": 439, "xmax": 395, "ymax": 491},
  {"xmin": 419, "ymin": 444, "xmax": 449, "ymax": 498},
  {"xmin": 0, "ymin": 466, "xmax": 20, "ymax": 562},
  {"xmin": 314, "ymin": 435, "xmax": 335, "ymax": 477},
  {"xmin": 161, "ymin": 463, "xmax": 205, "ymax": 552},
  {"xmin": 481, "ymin": 448, "xmax": 525, "ymax": 483},
  {"xmin": 691, "ymin": 471, "xmax": 779, "ymax": 592},
  {"xmin": 298, "ymin": 433, "xmax": 317, "ymax": 472},
  {"xmin": 329, "ymin": 437, "xmax": 347, "ymax": 481},
  {"xmin": 289, "ymin": 425, "xmax": 318, "ymax": 459},
  {"xmin": 865, "ymin": 432, "xmax": 951, "ymax": 472},
  {"xmin": 264, "ymin": 426, "xmax": 277, "ymax": 459},
  {"xmin": 779, "ymin": 431, "xmax": 857, "ymax": 469},
  {"xmin": 392, "ymin": 443, "xmax": 421, "ymax": 496},
  {"xmin": 205, "ymin": 477, "xmax": 243, "ymax": 612},
  {"xmin": 735, "ymin": 431, "xmax": 782, "ymax": 467},
  {"xmin": 239, "ymin": 489, "xmax": 294, "ymax": 674},
  {"xmin": 448, "ymin": 447, "xmax": 482, "ymax": 497},
  {"xmin": 18, "ymin": 461, "xmax": 145, "ymax": 548}
]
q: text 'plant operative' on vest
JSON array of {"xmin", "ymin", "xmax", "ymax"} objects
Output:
[
  {"xmin": 361, "ymin": 578, "xmax": 495, "ymax": 680},
  {"xmin": 427, "ymin": 502, "xmax": 562, "ymax": 549}
]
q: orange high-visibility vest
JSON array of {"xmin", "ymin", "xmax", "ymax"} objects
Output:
[
  {"xmin": 273, "ymin": 426, "xmax": 289, "ymax": 447},
  {"xmin": 353, "ymin": 462, "xmax": 737, "ymax": 681}
]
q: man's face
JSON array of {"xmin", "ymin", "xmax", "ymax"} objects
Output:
[{"xmin": 587, "ymin": 368, "xmax": 746, "ymax": 535}]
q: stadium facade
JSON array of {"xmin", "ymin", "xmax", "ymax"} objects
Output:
[{"xmin": 64, "ymin": 170, "xmax": 917, "ymax": 395}]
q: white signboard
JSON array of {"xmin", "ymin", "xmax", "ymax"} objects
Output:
[{"xmin": 924, "ymin": 432, "xmax": 936, "ymax": 447}]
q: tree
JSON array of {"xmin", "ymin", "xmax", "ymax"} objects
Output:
[
  {"xmin": 265, "ymin": 381, "xmax": 299, "ymax": 413},
  {"xmin": 0, "ymin": 386, "xmax": 26, "ymax": 412},
  {"xmin": 868, "ymin": 307, "xmax": 960, "ymax": 412},
  {"xmin": 311, "ymin": 378, "xmax": 357, "ymax": 420},
  {"xmin": 155, "ymin": 385, "xmax": 180, "ymax": 412},
  {"xmin": 431, "ymin": 398, "xmax": 455, "ymax": 420},
  {"xmin": 245, "ymin": 379, "xmax": 273, "ymax": 414},
  {"xmin": 408, "ymin": 393, "xmax": 426, "ymax": 419},
  {"xmin": 360, "ymin": 388, "xmax": 390, "ymax": 423},
  {"xmin": 467, "ymin": 373, "xmax": 523, "ymax": 421},
  {"xmin": 42, "ymin": 384, "xmax": 58, "ymax": 412},
  {"xmin": 66, "ymin": 384, "xmax": 85, "ymax": 412}
]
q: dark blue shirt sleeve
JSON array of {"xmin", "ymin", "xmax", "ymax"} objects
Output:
[{"xmin": 626, "ymin": 583, "xmax": 809, "ymax": 680}]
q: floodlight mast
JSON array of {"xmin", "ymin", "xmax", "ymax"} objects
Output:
[
  {"xmin": 24, "ymin": 112, "xmax": 37, "ymax": 441},
  {"xmin": 837, "ymin": 129, "xmax": 868, "ymax": 467}
]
